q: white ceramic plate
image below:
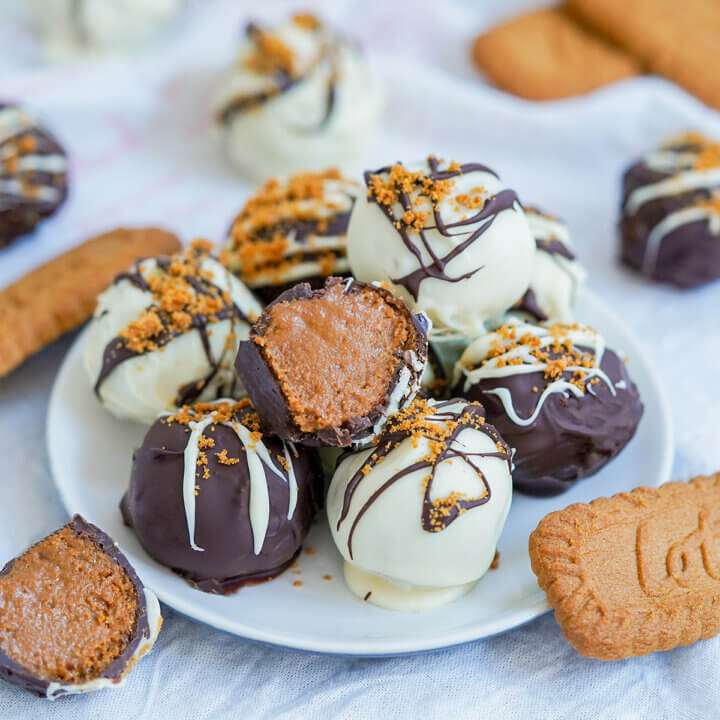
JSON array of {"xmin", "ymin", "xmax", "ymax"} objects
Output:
[{"xmin": 47, "ymin": 287, "xmax": 672, "ymax": 656}]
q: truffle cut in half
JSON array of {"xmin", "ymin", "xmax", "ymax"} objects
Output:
[
  {"xmin": 235, "ymin": 277, "xmax": 429, "ymax": 446},
  {"xmin": 0, "ymin": 516, "xmax": 161, "ymax": 699}
]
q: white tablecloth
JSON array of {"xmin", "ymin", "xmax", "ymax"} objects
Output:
[{"xmin": 1, "ymin": 1, "xmax": 720, "ymax": 718}]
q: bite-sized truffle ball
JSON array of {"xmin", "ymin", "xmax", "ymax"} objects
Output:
[
  {"xmin": 0, "ymin": 516, "xmax": 161, "ymax": 699},
  {"xmin": 327, "ymin": 397, "xmax": 513, "ymax": 611},
  {"xmin": 235, "ymin": 277, "xmax": 429, "ymax": 447},
  {"xmin": 25, "ymin": 0, "xmax": 185, "ymax": 57},
  {"xmin": 84, "ymin": 239, "xmax": 263, "ymax": 424},
  {"xmin": 0, "ymin": 103, "xmax": 68, "ymax": 248},
  {"xmin": 122, "ymin": 399, "xmax": 321, "ymax": 594},
  {"xmin": 620, "ymin": 132, "xmax": 720, "ymax": 288},
  {"xmin": 221, "ymin": 168, "xmax": 358, "ymax": 302},
  {"xmin": 512, "ymin": 206, "xmax": 586, "ymax": 323},
  {"xmin": 214, "ymin": 13, "xmax": 382, "ymax": 181},
  {"xmin": 456, "ymin": 321, "xmax": 644, "ymax": 497},
  {"xmin": 346, "ymin": 156, "xmax": 535, "ymax": 336}
]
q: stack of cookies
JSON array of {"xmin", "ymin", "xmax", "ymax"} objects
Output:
[{"xmin": 472, "ymin": 1, "xmax": 720, "ymax": 109}]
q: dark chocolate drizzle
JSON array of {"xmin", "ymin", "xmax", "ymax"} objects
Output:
[
  {"xmin": 336, "ymin": 399, "xmax": 511, "ymax": 559},
  {"xmin": 94, "ymin": 255, "xmax": 251, "ymax": 400},
  {"xmin": 218, "ymin": 21, "xmax": 340, "ymax": 131},
  {"xmin": 364, "ymin": 157, "xmax": 519, "ymax": 300},
  {"xmin": 0, "ymin": 102, "xmax": 69, "ymax": 247}
]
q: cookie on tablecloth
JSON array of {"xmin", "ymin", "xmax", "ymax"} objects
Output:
[
  {"xmin": 567, "ymin": 0, "xmax": 720, "ymax": 109},
  {"xmin": 471, "ymin": 7, "xmax": 641, "ymax": 100},
  {"xmin": 0, "ymin": 227, "xmax": 180, "ymax": 378},
  {"xmin": 530, "ymin": 474, "xmax": 720, "ymax": 660}
]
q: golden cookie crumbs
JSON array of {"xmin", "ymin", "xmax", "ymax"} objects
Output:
[
  {"xmin": 115, "ymin": 242, "xmax": 243, "ymax": 356},
  {"xmin": 293, "ymin": 580, "xmax": 303, "ymax": 588},
  {"xmin": 322, "ymin": 574, "xmax": 332, "ymax": 581},
  {"xmin": 216, "ymin": 449, "xmax": 240, "ymax": 466},
  {"xmin": 223, "ymin": 169, "xmax": 356, "ymax": 284}
]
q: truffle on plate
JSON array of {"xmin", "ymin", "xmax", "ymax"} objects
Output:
[
  {"xmin": 346, "ymin": 156, "xmax": 535, "ymax": 336},
  {"xmin": 235, "ymin": 277, "xmax": 429, "ymax": 447},
  {"xmin": 326, "ymin": 397, "xmax": 513, "ymax": 611},
  {"xmin": 214, "ymin": 13, "xmax": 382, "ymax": 181},
  {"xmin": 84, "ymin": 239, "xmax": 263, "ymax": 425},
  {"xmin": 221, "ymin": 168, "xmax": 358, "ymax": 302},
  {"xmin": 456, "ymin": 320, "xmax": 644, "ymax": 497},
  {"xmin": 512, "ymin": 206, "xmax": 586, "ymax": 323},
  {"xmin": 0, "ymin": 516, "xmax": 161, "ymax": 699},
  {"xmin": 0, "ymin": 103, "xmax": 68, "ymax": 248},
  {"xmin": 620, "ymin": 132, "xmax": 720, "ymax": 288},
  {"xmin": 122, "ymin": 399, "xmax": 321, "ymax": 594}
]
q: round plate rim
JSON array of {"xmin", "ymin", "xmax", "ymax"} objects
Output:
[{"xmin": 46, "ymin": 287, "xmax": 673, "ymax": 657}]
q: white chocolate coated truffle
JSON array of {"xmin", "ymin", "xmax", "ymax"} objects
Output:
[
  {"xmin": 84, "ymin": 244, "xmax": 262, "ymax": 425},
  {"xmin": 514, "ymin": 207, "xmax": 586, "ymax": 323},
  {"xmin": 25, "ymin": 0, "xmax": 184, "ymax": 58},
  {"xmin": 327, "ymin": 398, "xmax": 512, "ymax": 611},
  {"xmin": 214, "ymin": 14, "xmax": 382, "ymax": 181},
  {"xmin": 346, "ymin": 157, "xmax": 535, "ymax": 337}
]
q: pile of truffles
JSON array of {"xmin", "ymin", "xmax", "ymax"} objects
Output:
[{"xmin": 82, "ymin": 155, "xmax": 643, "ymax": 612}]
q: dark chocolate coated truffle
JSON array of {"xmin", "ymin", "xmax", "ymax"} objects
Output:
[
  {"xmin": 456, "ymin": 321, "xmax": 643, "ymax": 497},
  {"xmin": 620, "ymin": 132, "xmax": 720, "ymax": 288},
  {"xmin": 122, "ymin": 399, "xmax": 321, "ymax": 594},
  {"xmin": 0, "ymin": 515, "xmax": 161, "ymax": 699},
  {"xmin": 221, "ymin": 169, "xmax": 357, "ymax": 303},
  {"xmin": 0, "ymin": 103, "xmax": 68, "ymax": 248},
  {"xmin": 235, "ymin": 277, "xmax": 429, "ymax": 447}
]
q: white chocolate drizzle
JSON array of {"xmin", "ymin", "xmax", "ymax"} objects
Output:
[
  {"xmin": 172, "ymin": 401, "xmax": 298, "ymax": 556},
  {"xmin": 459, "ymin": 322, "xmax": 616, "ymax": 427}
]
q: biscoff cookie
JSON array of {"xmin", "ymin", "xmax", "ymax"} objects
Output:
[
  {"xmin": 567, "ymin": 0, "xmax": 720, "ymax": 109},
  {"xmin": 530, "ymin": 474, "xmax": 720, "ymax": 660},
  {"xmin": 471, "ymin": 7, "xmax": 641, "ymax": 101},
  {"xmin": 0, "ymin": 227, "xmax": 180, "ymax": 377}
]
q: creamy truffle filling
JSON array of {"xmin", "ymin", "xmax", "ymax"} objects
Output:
[
  {"xmin": 255, "ymin": 283, "xmax": 415, "ymax": 432},
  {"xmin": 0, "ymin": 528, "xmax": 138, "ymax": 684}
]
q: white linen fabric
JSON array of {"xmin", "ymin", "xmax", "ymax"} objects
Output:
[{"xmin": 1, "ymin": 1, "xmax": 719, "ymax": 718}]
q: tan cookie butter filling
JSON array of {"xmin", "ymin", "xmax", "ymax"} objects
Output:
[
  {"xmin": 256, "ymin": 283, "xmax": 414, "ymax": 432},
  {"xmin": 0, "ymin": 527, "xmax": 138, "ymax": 684}
]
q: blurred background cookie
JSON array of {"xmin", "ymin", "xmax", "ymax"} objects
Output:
[
  {"xmin": 471, "ymin": 7, "xmax": 641, "ymax": 101},
  {"xmin": 567, "ymin": 0, "xmax": 720, "ymax": 109},
  {"xmin": 0, "ymin": 103, "xmax": 68, "ymax": 248}
]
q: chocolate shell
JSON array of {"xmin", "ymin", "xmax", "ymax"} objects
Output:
[
  {"xmin": 0, "ymin": 515, "xmax": 161, "ymax": 699},
  {"xmin": 457, "ymin": 322, "xmax": 644, "ymax": 496},
  {"xmin": 0, "ymin": 103, "xmax": 68, "ymax": 248},
  {"xmin": 235, "ymin": 277, "xmax": 429, "ymax": 447},
  {"xmin": 122, "ymin": 400, "xmax": 321, "ymax": 593},
  {"xmin": 620, "ymin": 133, "xmax": 720, "ymax": 288}
]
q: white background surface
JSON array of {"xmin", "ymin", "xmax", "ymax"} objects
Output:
[{"xmin": 1, "ymin": 0, "xmax": 720, "ymax": 718}]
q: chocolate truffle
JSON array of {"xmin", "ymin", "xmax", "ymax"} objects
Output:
[
  {"xmin": 122, "ymin": 399, "xmax": 321, "ymax": 594},
  {"xmin": 221, "ymin": 169, "xmax": 358, "ymax": 302},
  {"xmin": 512, "ymin": 206, "xmax": 586, "ymax": 323},
  {"xmin": 235, "ymin": 277, "xmax": 429, "ymax": 447},
  {"xmin": 620, "ymin": 132, "xmax": 720, "ymax": 288},
  {"xmin": 214, "ymin": 13, "xmax": 382, "ymax": 181},
  {"xmin": 84, "ymin": 239, "xmax": 263, "ymax": 424},
  {"xmin": 456, "ymin": 321, "xmax": 644, "ymax": 497},
  {"xmin": 0, "ymin": 104, "xmax": 68, "ymax": 248},
  {"xmin": 346, "ymin": 156, "xmax": 535, "ymax": 336},
  {"xmin": 0, "ymin": 516, "xmax": 161, "ymax": 699},
  {"xmin": 327, "ymin": 397, "xmax": 513, "ymax": 611}
]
